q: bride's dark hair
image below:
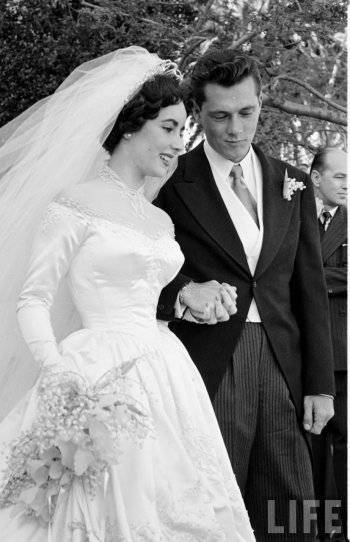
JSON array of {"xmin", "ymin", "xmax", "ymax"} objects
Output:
[{"xmin": 103, "ymin": 73, "xmax": 185, "ymax": 154}]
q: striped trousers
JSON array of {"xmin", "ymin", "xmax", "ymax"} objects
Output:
[{"xmin": 213, "ymin": 323, "xmax": 316, "ymax": 541}]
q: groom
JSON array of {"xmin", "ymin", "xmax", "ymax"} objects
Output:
[{"xmin": 155, "ymin": 49, "xmax": 335, "ymax": 540}]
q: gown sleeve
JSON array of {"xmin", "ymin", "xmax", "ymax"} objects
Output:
[{"xmin": 17, "ymin": 202, "xmax": 88, "ymax": 368}]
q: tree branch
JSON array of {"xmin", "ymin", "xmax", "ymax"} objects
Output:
[
  {"xmin": 262, "ymin": 94, "xmax": 347, "ymax": 126},
  {"xmin": 230, "ymin": 30, "xmax": 260, "ymax": 50},
  {"xmin": 178, "ymin": 37, "xmax": 208, "ymax": 70},
  {"xmin": 275, "ymin": 74, "xmax": 347, "ymax": 113},
  {"xmin": 281, "ymin": 136, "xmax": 318, "ymax": 153},
  {"xmin": 195, "ymin": 0, "xmax": 216, "ymax": 31},
  {"xmin": 177, "ymin": 0, "xmax": 217, "ymax": 70},
  {"xmin": 80, "ymin": 1, "xmax": 129, "ymax": 16},
  {"xmin": 140, "ymin": 18, "xmax": 166, "ymax": 27},
  {"xmin": 81, "ymin": 0, "xmax": 103, "ymax": 9}
]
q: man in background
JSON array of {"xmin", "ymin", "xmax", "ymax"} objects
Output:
[{"xmin": 310, "ymin": 148, "xmax": 347, "ymax": 541}]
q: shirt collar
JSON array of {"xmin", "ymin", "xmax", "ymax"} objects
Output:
[
  {"xmin": 315, "ymin": 197, "xmax": 338, "ymax": 219},
  {"xmin": 203, "ymin": 140, "xmax": 253, "ymax": 181}
]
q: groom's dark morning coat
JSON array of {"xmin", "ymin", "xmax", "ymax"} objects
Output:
[{"xmin": 156, "ymin": 143, "xmax": 335, "ymax": 418}]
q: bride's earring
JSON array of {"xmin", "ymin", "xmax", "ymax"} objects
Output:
[{"xmin": 124, "ymin": 133, "xmax": 132, "ymax": 140}]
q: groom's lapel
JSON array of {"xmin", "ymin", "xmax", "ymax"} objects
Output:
[
  {"xmin": 254, "ymin": 146, "xmax": 295, "ymax": 278},
  {"xmin": 174, "ymin": 143, "xmax": 251, "ymax": 276}
]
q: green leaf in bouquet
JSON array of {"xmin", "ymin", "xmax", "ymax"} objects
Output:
[
  {"xmin": 90, "ymin": 406, "xmax": 111, "ymax": 422},
  {"xmin": 27, "ymin": 459, "xmax": 45, "ymax": 479},
  {"xmin": 42, "ymin": 446, "xmax": 61, "ymax": 464},
  {"xmin": 120, "ymin": 358, "xmax": 139, "ymax": 375},
  {"xmin": 73, "ymin": 448, "xmax": 94, "ymax": 476},
  {"xmin": 46, "ymin": 480, "xmax": 60, "ymax": 499},
  {"xmin": 49, "ymin": 461, "xmax": 63, "ymax": 480},
  {"xmin": 58, "ymin": 440, "xmax": 77, "ymax": 470},
  {"xmin": 32, "ymin": 465, "xmax": 50, "ymax": 486},
  {"xmin": 30, "ymin": 487, "xmax": 47, "ymax": 514},
  {"xmin": 97, "ymin": 393, "xmax": 120, "ymax": 409},
  {"xmin": 88, "ymin": 418, "xmax": 115, "ymax": 459},
  {"xmin": 60, "ymin": 471, "xmax": 72, "ymax": 486},
  {"xmin": 18, "ymin": 486, "xmax": 37, "ymax": 505},
  {"xmin": 9, "ymin": 501, "xmax": 27, "ymax": 518},
  {"xmin": 126, "ymin": 403, "xmax": 147, "ymax": 418},
  {"xmin": 114, "ymin": 404, "xmax": 129, "ymax": 422},
  {"xmin": 39, "ymin": 503, "xmax": 50, "ymax": 524}
]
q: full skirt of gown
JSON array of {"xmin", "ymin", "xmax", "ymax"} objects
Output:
[{"xmin": 0, "ymin": 324, "xmax": 254, "ymax": 541}]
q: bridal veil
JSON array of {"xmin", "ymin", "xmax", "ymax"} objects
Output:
[{"xmin": 0, "ymin": 46, "xmax": 180, "ymax": 417}]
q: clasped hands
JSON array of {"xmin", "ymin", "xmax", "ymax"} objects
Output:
[{"xmin": 180, "ymin": 280, "xmax": 237, "ymax": 324}]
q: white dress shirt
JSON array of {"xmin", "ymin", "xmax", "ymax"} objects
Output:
[
  {"xmin": 315, "ymin": 197, "xmax": 338, "ymax": 230},
  {"xmin": 203, "ymin": 141, "xmax": 263, "ymax": 322}
]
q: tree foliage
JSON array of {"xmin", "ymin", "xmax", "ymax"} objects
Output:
[{"xmin": 0, "ymin": 0, "xmax": 346, "ymax": 165}]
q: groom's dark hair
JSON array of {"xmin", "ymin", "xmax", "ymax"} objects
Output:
[{"xmin": 190, "ymin": 48, "xmax": 261, "ymax": 109}]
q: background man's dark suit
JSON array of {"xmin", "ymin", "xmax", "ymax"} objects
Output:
[
  {"xmin": 156, "ymin": 142, "xmax": 335, "ymax": 538},
  {"xmin": 313, "ymin": 205, "xmax": 347, "ymax": 539},
  {"xmin": 322, "ymin": 206, "xmax": 347, "ymax": 371}
]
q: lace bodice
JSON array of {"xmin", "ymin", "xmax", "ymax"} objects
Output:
[{"xmin": 17, "ymin": 170, "xmax": 184, "ymax": 347}]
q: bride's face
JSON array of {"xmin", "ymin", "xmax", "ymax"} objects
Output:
[{"xmin": 130, "ymin": 102, "xmax": 186, "ymax": 178}]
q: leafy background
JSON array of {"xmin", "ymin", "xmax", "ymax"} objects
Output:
[{"xmin": 0, "ymin": 0, "xmax": 347, "ymax": 166}]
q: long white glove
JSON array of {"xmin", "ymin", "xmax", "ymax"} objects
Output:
[{"xmin": 16, "ymin": 202, "xmax": 87, "ymax": 370}]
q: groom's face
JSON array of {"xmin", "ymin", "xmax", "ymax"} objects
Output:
[{"xmin": 196, "ymin": 76, "xmax": 262, "ymax": 163}]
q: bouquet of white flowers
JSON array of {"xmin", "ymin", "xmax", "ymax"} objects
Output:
[{"xmin": 0, "ymin": 357, "xmax": 152, "ymax": 526}]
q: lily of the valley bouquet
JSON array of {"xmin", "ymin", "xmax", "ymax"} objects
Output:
[{"xmin": 0, "ymin": 358, "xmax": 151, "ymax": 526}]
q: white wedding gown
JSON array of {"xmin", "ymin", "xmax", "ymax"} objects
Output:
[{"xmin": 0, "ymin": 166, "xmax": 254, "ymax": 541}]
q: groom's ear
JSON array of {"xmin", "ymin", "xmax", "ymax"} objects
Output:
[{"xmin": 192, "ymin": 100, "xmax": 201, "ymax": 123}]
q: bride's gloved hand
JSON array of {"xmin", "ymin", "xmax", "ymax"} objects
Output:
[
  {"xmin": 17, "ymin": 301, "xmax": 68, "ymax": 374},
  {"xmin": 27, "ymin": 340, "xmax": 66, "ymax": 373}
]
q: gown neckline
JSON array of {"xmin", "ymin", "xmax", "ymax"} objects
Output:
[{"xmin": 99, "ymin": 164, "xmax": 146, "ymax": 197}]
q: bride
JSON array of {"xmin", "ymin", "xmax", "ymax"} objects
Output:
[{"xmin": 0, "ymin": 47, "xmax": 254, "ymax": 541}]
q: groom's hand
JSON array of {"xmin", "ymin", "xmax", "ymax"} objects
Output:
[
  {"xmin": 180, "ymin": 280, "xmax": 237, "ymax": 324},
  {"xmin": 303, "ymin": 395, "xmax": 334, "ymax": 434}
]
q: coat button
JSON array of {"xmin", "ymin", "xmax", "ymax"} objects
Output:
[
  {"xmin": 159, "ymin": 304, "xmax": 165, "ymax": 310},
  {"xmin": 252, "ymin": 281, "xmax": 257, "ymax": 288}
]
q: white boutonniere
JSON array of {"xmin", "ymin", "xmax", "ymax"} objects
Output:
[{"xmin": 283, "ymin": 169, "xmax": 306, "ymax": 201}]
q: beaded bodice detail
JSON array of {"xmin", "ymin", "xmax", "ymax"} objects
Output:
[{"xmin": 20, "ymin": 174, "xmax": 183, "ymax": 343}]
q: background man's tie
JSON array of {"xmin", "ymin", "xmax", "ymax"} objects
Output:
[
  {"xmin": 230, "ymin": 164, "xmax": 259, "ymax": 227},
  {"xmin": 319, "ymin": 210, "xmax": 332, "ymax": 237},
  {"xmin": 322, "ymin": 210, "xmax": 332, "ymax": 230}
]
